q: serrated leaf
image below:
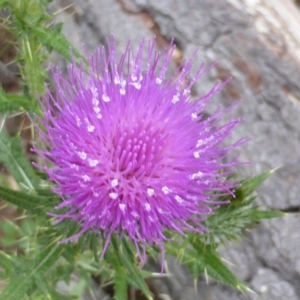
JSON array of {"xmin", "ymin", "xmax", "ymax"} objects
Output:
[
  {"xmin": 0, "ymin": 88, "xmax": 32, "ymax": 112},
  {"xmin": 204, "ymin": 170, "xmax": 284, "ymax": 244},
  {"xmin": 0, "ymin": 273, "xmax": 34, "ymax": 300},
  {"xmin": 231, "ymin": 170, "xmax": 274, "ymax": 205},
  {"xmin": 111, "ymin": 236, "xmax": 153, "ymax": 300},
  {"xmin": 0, "ymin": 244, "xmax": 64, "ymax": 300},
  {"xmin": 89, "ymin": 232, "xmax": 100, "ymax": 262},
  {"xmin": 32, "ymin": 25, "xmax": 87, "ymax": 66},
  {"xmin": 113, "ymin": 260, "xmax": 128, "ymax": 300},
  {"xmin": 204, "ymin": 202, "xmax": 284, "ymax": 244},
  {"xmin": 35, "ymin": 188, "xmax": 58, "ymax": 198},
  {"xmin": 0, "ymin": 186, "xmax": 54, "ymax": 213},
  {"xmin": 21, "ymin": 34, "xmax": 46, "ymax": 98},
  {"xmin": 0, "ymin": 219, "xmax": 22, "ymax": 247},
  {"xmin": 61, "ymin": 246, "xmax": 77, "ymax": 265},
  {"xmin": 188, "ymin": 237, "xmax": 248, "ymax": 291},
  {"xmin": 0, "ymin": 130, "xmax": 39, "ymax": 189},
  {"xmin": 0, "ymin": 251, "xmax": 14, "ymax": 274},
  {"xmin": 246, "ymin": 209, "xmax": 285, "ymax": 221},
  {"xmin": 34, "ymin": 274, "xmax": 50, "ymax": 296},
  {"xmin": 34, "ymin": 171, "xmax": 49, "ymax": 181},
  {"xmin": 165, "ymin": 241, "xmax": 205, "ymax": 279}
]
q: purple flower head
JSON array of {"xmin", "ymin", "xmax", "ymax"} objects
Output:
[{"xmin": 36, "ymin": 38, "xmax": 245, "ymax": 260}]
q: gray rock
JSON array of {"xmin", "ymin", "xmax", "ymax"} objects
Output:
[
  {"xmin": 251, "ymin": 268, "xmax": 299, "ymax": 300},
  {"xmin": 252, "ymin": 216, "xmax": 300, "ymax": 283}
]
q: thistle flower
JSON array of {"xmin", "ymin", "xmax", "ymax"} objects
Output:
[{"xmin": 35, "ymin": 38, "xmax": 244, "ymax": 260}]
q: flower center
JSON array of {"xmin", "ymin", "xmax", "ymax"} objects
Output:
[
  {"xmin": 114, "ymin": 122, "xmax": 165, "ymax": 176},
  {"xmin": 108, "ymin": 121, "xmax": 167, "ymax": 197}
]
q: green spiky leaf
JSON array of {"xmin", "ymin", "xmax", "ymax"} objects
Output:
[
  {"xmin": 0, "ymin": 186, "xmax": 54, "ymax": 213},
  {"xmin": 230, "ymin": 170, "xmax": 275, "ymax": 206},
  {"xmin": 204, "ymin": 170, "xmax": 284, "ymax": 244},
  {"xmin": 111, "ymin": 236, "xmax": 153, "ymax": 300},
  {"xmin": 188, "ymin": 236, "xmax": 247, "ymax": 291},
  {"xmin": 0, "ymin": 88, "xmax": 32, "ymax": 112},
  {"xmin": 32, "ymin": 25, "xmax": 87, "ymax": 66},
  {"xmin": 0, "ymin": 130, "xmax": 39, "ymax": 189},
  {"xmin": 113, "ymin": 258, "xmax": 128, "ymax": 300},
  {"xmin": 0, "ymin": 251, "xmax": 14, "ymax": 275},
  {"xmin": 0, "ymin": 244, "xmax": 64, "ymax": 300}
]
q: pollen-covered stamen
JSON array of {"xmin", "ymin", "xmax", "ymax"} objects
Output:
[
  {"xmin": 193, "ymin": 151, "xmax": 200, "ymax": 159},
  {"xmin": 174, "ymin": 195, "xmax": 184, "ymax": 204},
  {"xmin": 111, "ymin": 178, "xmax": 119, "ymax": 187},
  {"xmin": 189, "ymin": 171, "xmax": 203, "ymax": 180},
  {"xmin": 82, "ymin": 175, "xmax": 91, "ymax": 182},
  {"xmin": 120, "ymin": 80, "xmax": 126, "ymax": 95},
  {"xmin": 109, "ymin": 192, "xmax": 118, "ymax": 200},
  {"xmin": 85, "ymin": 117, "xmax": 95, "ymax": 132},
  {"xmin": 70, "ymin": 164, "xmax": 79, "ymax": 170},
  {"xmin": 171, "ymin": 93, "xmax": 180, "ymax": 104},
  {"xmin": 196, "ymin": 136, "xmax": 215, "ymax": 148},
  {"xmin": 114, "ymin": 75, "xmax": 121, "ymax": 85},
  {"xmin": 145, "ymin": 203, "xmax": 151, "ymax": 211},
  {"xmin": 87, "ymin": 124, "xmax": 95, "ymax": 132},
  {"xmin": 119, "ymin": 203, "xmax": 126, "ymax": 212},
  {"xmin": 147, "ymin": 188, "xmax": 155, "ymax": 197},
  {"xmin": 191, "ymin": 112, "xmax": 198, "ymax": 120},
  {"xmin": 162, "ymin": 186, "xmax": 171, "ymax": 194},
  {"xmin": 102, "ymin": 94, "xmax": 110, "ymax": 102},
  {"xmin": 92, "ymin": 98, "xmax": 99, "ymax": 106},
  {"xmin": 76, "ymin": 116, "xmax": 81, "ymax": 127},
  {"xmin": 156, "ymin": 77, "xmax": 162, "ymax": 85},
  {"xmin": 183, "ymin": 88, "xmax": 190, "ymax": 96},
  {"xmin": 94, "ymin": 106, "xmax": 100, "ymax": 114},
  {"xmin": 78, "ymin": 151, "xmax": 87, "ymax": 160},
  {"xmin": 90, "ymin": 85, "xmax": 98, "ymax": 98},
  {"xmin": 132, "ymin": 82, "xmax": 141, "ymax": 90},
  {"xmin": 88, "ymin": 158, "xmax": 99, "ymax": 167}
]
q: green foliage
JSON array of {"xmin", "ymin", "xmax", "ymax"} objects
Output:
[
  {"xmin": 0, "ymin": 244, "xmax": 64, "ymax": 300},
  {"xmin": 110, "ymin": 237, "xmax": 153, "ymax": 300},
  {"xmin": 112, "ymin": 256, "xmax": 129, "ymax": 300},
  {"xmin": 2, "ymin": 0, "xmax": 50, "ymax": 102},
  {"xmin": 0, "ymin": 128, "xmax": 40, "ymax": 190},
  {"xmin": 32, "ymin": 24, "xmax": 87, "ymax": 66},
  {"xmin": 0, "ymin": 251, "xmax": 14, "ymax": 275},
  {"xmin": 0, "ymin": 0, "xmax": 86, "ymax": 115},
  {"xmin": 164, "ymin": 235, "xmax": 248, "ymax": 292},
  {"xmin": 0, "ymin": 88, "xmax": 32, "ymax": 112},
  {"xmin": 189, "ymin": 236, "xmax": 247, "ymax": 290},
  {"xmin": 203, "ymin": 170, "xmax": 285, "ymax": 245},
  {"xmin": 0, "ymin": 186, "xmax": 54, "ymax": 213}
]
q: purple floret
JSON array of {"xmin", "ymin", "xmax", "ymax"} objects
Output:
[{"xmin": 35, "ymin": 37, "xmax": 245, "ymax": 261}]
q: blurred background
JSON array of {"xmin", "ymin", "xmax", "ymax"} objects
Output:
[{"xmin": 1, "ymin": 0, "xmax": 300, "ymax": 299}]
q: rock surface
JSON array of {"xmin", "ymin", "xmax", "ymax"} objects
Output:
[{"xmin": 49, "ymin": 0, "xmax": 300, "ymax": 299}]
